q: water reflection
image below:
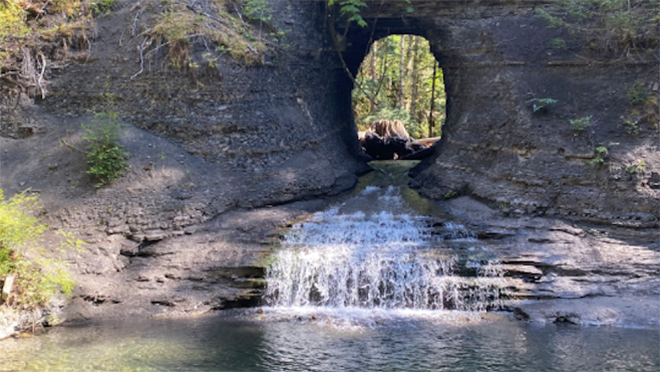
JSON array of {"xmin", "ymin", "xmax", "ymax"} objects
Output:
[{"xmin": 0, "ymin": 314, "xmax": 658, "ymax": 372}]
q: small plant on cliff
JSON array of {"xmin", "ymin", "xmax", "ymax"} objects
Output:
[
  {"xmin": 627, "ymin": 80, "xmax": 651, "ymax": 105},
  {"xmin": 0, "ymin": 190, "xmax": 78, "ymax": 309},
  {"xmin": 91, "ymin": 0, "xmax": 119, "ymax": 15},
  {"xmin": 586, "ymin": 145, "xmax": 608, "ymax": 166},
  {"xmin": 621, "ymin": 116, "xmax": 641, "ymax": 135},
  {"xmin": 242, "ymin": 0, "xmax": 273, "ymax": 40},
  {"xmin": 82, "ymin": 111, "xmax": 129, "ymax": 188},
  {"xmin": 626, "ymin": 160, "xmax": 646, "ymax": 174},
  {"xmin": 328, "ymin": 0, "xmax": 413, "ymax": 28},
  {"xmin": 570, "ymin": 115, "xmax": 592, "ymax": 131},
  {"xmin": 443, "ymin": 190, "xmax": 457, "ymax": 199},
  {"xmin": 586, "ymin": 142, "xmax": 618, "ymax": 166},
  {"xmin": 535, "ymin": 0, "xmax": 659, "ymax": 57},
  {"xmin": 549, "ymin": 38, "xmax": 567, "ymax": 50},
  {"xmin": 527, "ymin": 97, "xmax": 558, "ymax": 113}
]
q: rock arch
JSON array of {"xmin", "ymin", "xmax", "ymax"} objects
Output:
[
  {"xmin": 1, "ymin": 0, "xmax": 657, "ymax": 320},
  {"xmin": 332, "ymin": 0, "xmax": 659, "ymax": 226}
]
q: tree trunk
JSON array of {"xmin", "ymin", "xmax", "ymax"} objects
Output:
[
  {"xmin": 397, "ymin": 36, "xmax": 405, "ymax": 109},
  {"xmin": 428, "ymin": 60, "xmax": 437, "ymax": 138},
  {"xmin": 410, "ymin": 37, "xmax": 420, "ymax": 124},
  {"xmin": 370, "ymin": 42, "xmax": 377, "ymax": 80},
  {"xmin": 368, "ymin": 41, "xmax": 378, "ymax": 113}
]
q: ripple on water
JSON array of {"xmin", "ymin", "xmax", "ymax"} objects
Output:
[{"xmin": 0, "ymin": 314, "xmax": 658, "ymax": 372}]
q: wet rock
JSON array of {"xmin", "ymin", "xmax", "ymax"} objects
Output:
[{"xmin": 501, "ymin": 265, "xmax": 543, "ymax": 281}]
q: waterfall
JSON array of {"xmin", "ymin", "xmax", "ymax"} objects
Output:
[{"xmin": 265, "ymin": 185, "xmax": 508, "ymax": 312}]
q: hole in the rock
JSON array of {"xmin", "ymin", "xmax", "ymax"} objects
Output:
[{"xmin": 353, "ymin": 35, "xmax": 446, "ymax": 161}]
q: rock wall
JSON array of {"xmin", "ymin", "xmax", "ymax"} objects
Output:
[
  {"xmin": 1, "ymin": 0, "xmax": 370, "ymax": 320},
  {"xmin": 341, "ymin": 0, "xmax": 660, "ymax": 228},
  {"xmin": 0, "ymin": 0, "xmax": 658, "ymax": 321}
]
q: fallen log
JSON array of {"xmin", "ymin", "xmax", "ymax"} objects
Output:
[{"xmin": 416, "ymin": 137, "xmax": 441, "ymax": 146}]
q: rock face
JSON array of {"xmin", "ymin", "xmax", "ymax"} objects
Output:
[
  {"xmin": 441, "ymin": 196, "xmax": 660, "ymax": 328},
  {"xmin": 0, "ymin": 0, "xmax": 658, "ymax": 324},
  {"xmin": 341, "ymin": 0, "xmax": 660, "ymax": 227}
]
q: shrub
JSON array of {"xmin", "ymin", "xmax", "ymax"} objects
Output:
[
  {"xmin": 82, "ymin": 112, "xmax": 129, "ymax": 188},
  {"xmin": 585, "ymin": 142, "xmax": 618, "ymax": 167},
  {"xmin": 621, "ymin": 116, "xmax": 641, "ymax": 135},
  {"xmin": 626, "ymin": 160, "xmax": 646, "ymax": 174},
  {"xmin": 586, "ymin": 145, "xmax": 607, "ymax": 165},
  {"xmin": 535, "ymin": 0, "xmax": 659, "ymax": 56},
  {"xmin": 243, "ymin": 0, "xmax": 273, "ymax": 23},
  {"xmin": 91, "ymin": 0, "xmax": 119, "ymax": 15},
  {"xmin": 570, "ymin": 115, "xmax": 592, "ymax": 131},
  {"xmin": 0, "ymin": 0, "xmax": 29, "ymax": 43},
  {"xmin": 0, "ymin": 190, "xmax": 77, "ymax": 309},
  {"xmin": 627, "ymin": 80, "xmax": 651, "ymax": 105},
  {"xmin": 550, "ymin": 38, "xmax": 567, "ymax": 50},
  {"xmin": 527, "ymin": 97, "xmax": 558, "ymax": 113},
  {"xmin": 0, "ymin": 191, "xmax": 45, "ymax": 276}
]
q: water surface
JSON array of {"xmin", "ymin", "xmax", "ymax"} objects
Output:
[{"xmin": 1, "ymin": 313, "xmax": 658, "ymax": 372}]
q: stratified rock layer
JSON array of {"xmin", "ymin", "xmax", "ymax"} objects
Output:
[{"xmin": 0, "ymin": 0, "xmax": 657, "ymax": 324}]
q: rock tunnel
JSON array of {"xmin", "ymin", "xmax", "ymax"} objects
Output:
[{"xmin": 329, "ymin": 0, "xmax": 658, "ymax": 226}]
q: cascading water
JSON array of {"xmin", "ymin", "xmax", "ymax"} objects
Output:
[{"xmin": 264, "ymin": 164, "xmax": 510, "ymax": 318}]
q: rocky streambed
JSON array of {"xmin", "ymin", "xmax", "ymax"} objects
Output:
[{"xmin": 53, "ymin": 186, "xmax": 660, "ymax": 330}]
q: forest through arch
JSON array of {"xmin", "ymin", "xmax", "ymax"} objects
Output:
[{"xmin": 352, "ymin": 35, "xmax": 446, "ymax": 140}]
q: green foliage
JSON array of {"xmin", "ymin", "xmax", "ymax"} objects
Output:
[
  {"xmin": 353, "ymin": 35, "xmax": 445, "ymax": 138},
  {"xmin": 329, "ymin": 0, "xmax": 368, "ymax": 27},
  {"xmin": 0, "ymin": 0, "xmax": 29, "ymax": 43},
  {"xmin": 535, "ymin": 8, "xmax": 565, "ymax": 28},
  {"xmin": 586, "ymin": 142, "xmax": 618, "ymax": 166},
  {"xmin": 202, "ymin": 52, "xmax": 219, "ymax": 68},
  {"xmin": 242, "ymin": 0, "xmax": 275, "ymax": 41},
  {"xmin": 626, "ymin": 160, "xmax": 646, "ymax": 174},
  {"xmin": 329, "ymin": 0, "xmax": 413, "ymax": 27},
  {"xmin": 443, "ymin": 190, "xmax": 457, "ymax": 199},
  {"xmin": 570, "ymin": 115, "xmax": 592, "ymax": 131},
  {"xmin": 91, "ymin": 0, "xmax": 118, "ymax": 15},
  {"xmin": 621, "ymin": 116, "xmax": 641, "ymax": 135},
  {"xmin": 57, "ymin": 231, "xmax": 87, "ymax": 253},
  {"xmin": 594, "ymin": 145, "xmax": 608, "ymax": 156},
  {"xmin": 627, "ymin": 80, "xmax": 650, "ymax": 105},
  {"xmin": 536, "ymin": 0, "xmax": 659, "ymax": 55},
  {"xmin": 243, "ymin": 0, "xmax": 272, "ymax": 23},
  {"xmin": 550, "ymin": 38, "xmax": 567, "ymax": 50},
  {"xmin": 1, "ymin": 0, "xmax": 91, "ymax": 85},
  {"xmin": 359, "ymin": 107, "xmax": 411, "ymax": 129},
  {"xmin": 13, "ymin": 258, "xmax": 75, "ymax": 308},
  {"xmin": 82, "ymin": 112, "xmax": 129, "ymax": 188},
  {"xmin": 0, "ymin": 190, "xmax": 45, "ymax": 276},
  {"xmin": 0, "ymin": 190, "xmax": 77, "ymax": 309},
  {"xmin": 527, "ymin": 97, "xmax": 558, "ymax": 112},
  {"xmin": 587, "ymin": 144, "xmax": 608, "ymax": 165},
  {"xmin": 148, "ymin": 1, "xmax": 268, "ymax": 68}
]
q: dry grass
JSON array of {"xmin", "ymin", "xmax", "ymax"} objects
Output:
[
  {"xmin": 0, "ymin": 0, "xmax": 94, "ymax": 96},
  {"xmin": 145, "ymin": 0, "xmax": 269, "ymax": 71},
  {"xmin": 0, "ymin": 0, "xmax": 277, "ymax": 95}
]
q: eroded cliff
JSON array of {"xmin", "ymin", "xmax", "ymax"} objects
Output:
[{"xmin": 0, "ymin": 0, "xmax": 658, "ymax": 324}]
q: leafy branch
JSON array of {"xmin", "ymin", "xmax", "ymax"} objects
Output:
[{"xmin": 326, "ymin": 0, "xmax": 414, "ymax": 111}]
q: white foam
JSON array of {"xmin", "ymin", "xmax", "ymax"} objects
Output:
[{"xmin": 266, "ymin": 186, "xmax": 508, "ymax": 315}]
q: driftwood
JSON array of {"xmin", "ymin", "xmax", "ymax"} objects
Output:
[
  {"xmin": 2, "ymin": 274, "xmax": 15, "ymax": 304},
  {"xmin": 400, "ymin": 146, "xmax": 435, "ymax": 160},
  {"xmin": 358, "ymin": 120, "xmax": 438, "ymax": 160},
  {"xmin": 360, "ymin": 132, "xmax": 434, "ymax": 160},
  {"xmin": 416, "ymin": 137, "xmax": 441, "ymax": 146}
]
